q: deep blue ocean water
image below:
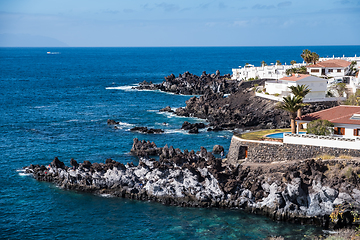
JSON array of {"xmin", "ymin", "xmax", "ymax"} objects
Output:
[{"xmin": 1, "ymin": 46, "xmax": 360, "ymax": 240}]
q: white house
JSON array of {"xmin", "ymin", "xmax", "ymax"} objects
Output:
[
  {"xmin": 306, "ymin": 59, "xmax": 351, "ymax": 79},
  {"xmin": 296, "ymin": 105, "xmax": 360, "ymax": 138},
  {"xmin": 231, "ymin": 63, "xmax": 306, "ymax": 81},
  {"xmin": 319, "ymin": 55, "xmax": 360, "ymax": 66},
  {"xmin": 231, "ymin": 55, "xmax": 360, "ymax": 82},
  {"xmin": 283, "ymin": 106, "xmax": 360, "ymax": 150},
  {"xmin": 265, "ymin": 74, "xmax": 328, "ymax": 100}
]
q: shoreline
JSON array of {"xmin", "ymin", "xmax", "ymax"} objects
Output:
[{"xmin": 23, "ymin": 138, "xmax": 360, "ymax": 230}]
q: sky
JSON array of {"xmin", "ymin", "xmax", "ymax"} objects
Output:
[{"xmin": 0, "ymin": 0, "xmax": 359, "ymax": 47}]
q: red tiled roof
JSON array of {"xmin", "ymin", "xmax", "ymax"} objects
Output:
[
  {"xmin": 297, "ymin": 105, "xmax": 360, "ymax": 125},
  {"xmin": 280, "ymin": 74, "xmax": 311, "ymax": 81},
  {"xmin": 306, "ymin": 59, "xmax": 351, "ymax": 68}
]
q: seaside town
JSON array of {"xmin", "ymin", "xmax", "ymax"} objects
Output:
[
  {"xmin": 3, "ymin": 0, "xmax": 360, "ymax": 239},
  {"xmin": 23, "ymin": 49, "xmax": 360, "ymax": 239}
]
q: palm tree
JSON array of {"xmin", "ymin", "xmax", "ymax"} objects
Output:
[
  {"xmin": 276, "ymin": 60, "xmax": 282, "ymax": 65},
  {"xmin": 290, "ymin": 60, "xmax": 297, "ymax": 65},
  {"xmin": 288, "ymin": 84, "xmax": 311, "ymax": 117},
  {"xmin": 301, "ymin": 49, "xmax": 312, "ymax": 64},
  {"xmin": 277, "ymin": 95, "xmax": 306, "ymax": 134},
  {"xmin": 301, "ymin": 49, "xmax": 320, "ymax": 65},
  {"xmin": 310, "ymin": 52, "xmax": 319, "ymax": 64},
  {"xmin": 261, "ymin": 61, "xmax": 267, "ymax": 66}
]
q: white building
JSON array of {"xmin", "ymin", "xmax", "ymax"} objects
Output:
[
  {"xmin": 349, "ymin": 72, "xmax": 360, "ymax": 93},
  {"xmin": 231, "ymin": 55, "xmax": 360, "ymax": 82},
  {"xmin": 265, "ymin": 74, "xmax": 328, "ymax": 100},
  {"xmin": 283, "ymin": 106, "xmax": 360, "ymax": 150},
  {"xmin": 231, "ymin": 63, "xmax": 306, "ymax": 81},
  {"xmin": 297, "ymin": 105, "xmax": 360, "ymax": 138},
  {"xmin": 306, "ymin": 59, "xmax": 352, "ymax": 79},
  {"xmin": 319, "ymin": 55, "xmax": 360, "ymax": 66}
]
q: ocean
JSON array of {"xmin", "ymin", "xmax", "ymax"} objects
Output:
[{"xmin": 1, "ymin": 46, "xmax": 359, "ymax": 239}]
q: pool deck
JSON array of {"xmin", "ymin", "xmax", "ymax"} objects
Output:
[
  {"xmin": 266, "ymin": 131, "xmax": 306, "ymax": 139},
  {"xmin": 234, "ymin": 128, "xmax": 291, "ymax": 141}
]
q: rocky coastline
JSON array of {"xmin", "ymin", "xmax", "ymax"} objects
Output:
[
  {"xmin": 24, "ymin": 138, "xmax": 360, "ymax": 230},
  {"xmin": 164, "ymin": 89, "xmax": 338, "ymax": 131},
  {"xmin": 133, "ymin": 71, "xmax": 237, "ymax": 95},
  {"xmin": 135, "ymin": 71, "xmax": 338, "ymax": 131}
]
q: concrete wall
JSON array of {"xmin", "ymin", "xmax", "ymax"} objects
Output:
[{"xmin": 227, "ymin": 135, "xmax": 360, "ymax": 165}]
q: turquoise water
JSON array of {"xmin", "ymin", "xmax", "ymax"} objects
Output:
[
  {"xmin": 266, "ymin": 132, "xmax": 306, "ymax": 139},
  {"xmin": 1, "ymin": 46, "xmax": 360, "ymax": 239}
]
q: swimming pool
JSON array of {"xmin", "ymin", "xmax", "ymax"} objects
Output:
[{"xmin": 266, "ymin": 132, "xmax": 306, "ymax": 139}]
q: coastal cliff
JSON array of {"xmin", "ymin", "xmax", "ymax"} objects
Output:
[
  {"xmin": 24, "ymin": 138, "xmax": 360, "ymax": 229},
  {"xmin": 135, "ymin": 71, "xmax": 338, "ymax": 131}
]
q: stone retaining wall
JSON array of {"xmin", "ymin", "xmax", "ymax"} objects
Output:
[{"xmin": 227, "ymin": 135, "xmax": 360, "ymax": 165}]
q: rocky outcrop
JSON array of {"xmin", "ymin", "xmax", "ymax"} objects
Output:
[
  {"xmin": 212, "ymin": 145, "xmax": 224, "ymax": 154},
  {"xmin": 130, "ymin": 138, "xmax": 162, "ymax": 156},
  {"xmin": 159, "ymin": 106, "xmax": 174, "ymax": 113},
  {"xmin": 24, "ymin": 140, "xmax": 360, "ymax": 229},
  {"xmin": 181, "ymin": 121, "xmax": 207, "ymax": 134},
  {"xmin": 130, "ymin": 127, "xmax": 164, "ymax": 134},
  {"xmin": 174, "ymin": 90, "xmax": 338, "ymax": 131},
  {"xmin": 134, "ymin": 71, "xmax": 337, "ymax": 131},
  {"xmin": 107, "ymin": 119, "xmax": 119, "ymax": 125},
  {"xmin": 134, "ymin": 71, "xmax": 243, "ymax": 95}
]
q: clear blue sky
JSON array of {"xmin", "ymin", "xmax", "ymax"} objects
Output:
[{"xmin": 0, "ymin": 0, "xmax": 359, "ymax": 47}]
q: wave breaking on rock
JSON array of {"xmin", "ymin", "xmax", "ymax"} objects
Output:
[{"xmin": 23, "ymin": 138, "xmax": 360, "ymax": 229}]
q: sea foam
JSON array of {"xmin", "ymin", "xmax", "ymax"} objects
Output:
[{"xmin": 106, "ymin": 85, "xmax": 137, "ymax": 91}]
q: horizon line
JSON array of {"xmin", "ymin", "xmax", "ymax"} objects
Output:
[{"xmin": 1, "ymin": 44, "xmax": 360, "ymax": 48}]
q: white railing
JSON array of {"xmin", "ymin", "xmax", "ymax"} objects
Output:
[{"xmin": 284, "ymin": 133, "xmax": 360, "ymax": 150}]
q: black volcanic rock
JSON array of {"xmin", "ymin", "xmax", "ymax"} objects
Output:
[
  {"xmin": 181, "ymin": 121, "xmax": 206, "ymax": 130},
  {"xmin": 212, "ymin": 145, "xmax": 224, "ymax": 154},
  {"xmin": 130, "ymin": 126, "xmax": 164, "ymax": 134},
  {"xmin": 135, "ymin": 71, "xmax": 337, "ymax": 132},
  {"xmin": 134, "ymin": 71, "xmax": 238, "ymax": 95},
  {"xmin": 24, "ymin": 140, "xmax": 360, "ymax": 230},
  {"xmin": 50, "ymin": 157, "xmax": 65, "ymax": 169},
  {"xmin": 107, "ymin": 119, "xmax": 119, "ymax": 125},
  {"xmin": 130, "ymin": 138, "xmax": 162, "ymax": 156},
  {"xmin": 70, "ymin": 158, "xmax": 79, "ymax": 168},
  {"xmin": 159, "ymin": 106, "xmax": 174, "ymax": 112},
  {"xmin": 174, "ymin": 90, "xmax": 338, "ymax": 131}
]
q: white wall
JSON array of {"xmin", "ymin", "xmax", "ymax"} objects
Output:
[
  {"xmin": 264, "ymin": 75, "xmax": 327, "ymax": 99},
  {"xmin": 297, "ymin": 76, "xmax": 328, "ymax": 99},
  {"xmin": 333, "ymin": 123, "xmax": 360, "ymax": 138},
  {"xmin": 284, "ymin": 133, "xmax": 360, "ymax": 150},
  {"xmin": 265, "ymin": 80, "xmax": 295, "ymax": 95}
]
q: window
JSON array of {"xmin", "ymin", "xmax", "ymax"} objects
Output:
[
  {"xmin": 334, "ymin": 127, "xmax": 345, "ymax": 135},
  {"xmin": 337, "ymin": 69, "xmax": 342, "ymax": 73},
  {"xmin": 328, "ymin": 69, "xmax": 333, "ymax": 72},
  {"xmin": 354, "ymin": 129, "xmax": 360, "ymax": 136},
  {"xmin": 311, "ymin": 69, "xmax": 320, "ymax": 73}
]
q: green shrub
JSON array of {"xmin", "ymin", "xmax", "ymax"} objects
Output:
[
  {"xmin": 274, "ymin": 93, "xmax": 280, "ymax": 97},
  {"xmin": 265, "ymin": 92, "xmax": 269, "ymax": 95},
  {"xmin": 307, "ymin": 119, "xmax": 334, "ymax": 135}
]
